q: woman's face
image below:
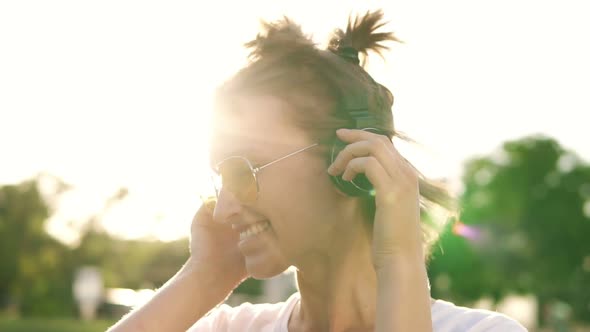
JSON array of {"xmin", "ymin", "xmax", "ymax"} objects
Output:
[{"xmin": 209, "ymin": 95, "xmax": 359, "ymax": 279}]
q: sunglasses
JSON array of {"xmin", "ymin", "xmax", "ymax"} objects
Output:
[{"xmin": 212, "ymin": 143, "xmax": 320, "ymax": 204}]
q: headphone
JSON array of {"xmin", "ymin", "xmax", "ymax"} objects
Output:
[
  {"xmin": 326, "ymin": 45, "xmax": 394, "ymax": 198},
  {"xmin": 329, "ymin": 126, "xmax": 387, "ymax": 197},
  {"xmin": 327, "ymin": 87, "xmax": 392, "ymax": 198}
]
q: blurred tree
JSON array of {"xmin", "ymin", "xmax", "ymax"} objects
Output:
[
  {"xmin": 73, "ymin": 231, "xmax": 190, "ymax": 290},
  {"xmin": 428, "ymin": 135, "xmax": 590, "ymax": 324},
  {"xmin": 0, "ymin": 175, "xmax": 191, "ymax": 318},
  {"xmin": 0, "ymin": 178, "xmax": 76, "ymax": 316}
]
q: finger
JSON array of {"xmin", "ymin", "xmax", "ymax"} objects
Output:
[
  {"xmin": 329, "ymin": 135, "xmax": 398, "ymax": 181},
  {"xmin": 192, "ymin": 198, "xmax": 220, "ymax": 230},
  {"xmin": 199, "ymin": 195, "xmax": 217, "ymax": 213},
  {"xmin": 340, "ymin": 156, "xmax": 392, "ymax": 193},
  {"xmin": 328, "ymin": 140, "xmax": 369, "ymax": 174},
  {"xmin": 335, "ymin": 128, "xmax": 416, "ymax": 179},
  {"xmin": 336, "ymin": 128, "xmax": 403, "ymax": 161},
  {"xmin": 336, "ymin": 128, "xmax": 391, "ymax": 145}
]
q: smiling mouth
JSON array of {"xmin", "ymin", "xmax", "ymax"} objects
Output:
[{"xmin": 239, "ymin": 221, "xmax": 271, "ymax": 241}]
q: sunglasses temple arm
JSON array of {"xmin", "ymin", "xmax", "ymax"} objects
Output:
[{"xmin": 255, "ymin": 143, "xmax": 319, "ymax": 172}]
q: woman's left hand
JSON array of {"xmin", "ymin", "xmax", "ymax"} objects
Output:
[{"xmin": 327, "ymin": 128, "xmax": 424, "ymax": 270}]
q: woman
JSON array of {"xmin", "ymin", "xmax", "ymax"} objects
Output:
[{"xmin": 108, "ymin": 10, "xmax": 526, "ymax": 332}]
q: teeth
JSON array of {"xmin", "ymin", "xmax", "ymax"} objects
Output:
[{"xmin": 239, "ymin": 222, "xmax": 270, "ymax": 240}]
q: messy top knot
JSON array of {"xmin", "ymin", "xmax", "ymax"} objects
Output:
[
  {"xmin": 245, "ymin": 17, "xmax": 315, "ymax": 62},
  {"xmin": 328, "ymin": 10, "xmax": 401, "ymax": 67}
]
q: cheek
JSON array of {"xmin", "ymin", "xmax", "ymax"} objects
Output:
[{"xmin": 262, "ymin": 166, "xmax": 342, "ymax": 253}]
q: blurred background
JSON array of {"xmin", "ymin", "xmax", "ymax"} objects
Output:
[{"xmin": 1, "ymin": 0, "xmax": 589, "ymax": 331}]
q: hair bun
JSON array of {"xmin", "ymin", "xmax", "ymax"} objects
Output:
[
  {"xmin": 328, "ymin": 10, "xmax": 401, "ymax": 66},
  {"xmin": 245, "ymin": 17, "xmax": 315, "ymax": 61}
]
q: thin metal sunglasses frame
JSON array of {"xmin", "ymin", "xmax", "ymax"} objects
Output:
[{"xmin": 212, "ymin": 143, "xmax": 320, "ymax": 201}]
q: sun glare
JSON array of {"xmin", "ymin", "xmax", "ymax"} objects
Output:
[{"xmin": 2, "ymin": 1, "xmax": 589, "ymax": 243}]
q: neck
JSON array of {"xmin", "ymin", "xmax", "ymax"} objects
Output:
[{"xmin": 289, "ymin": 224, "xmax": 377, "ymax": 332}]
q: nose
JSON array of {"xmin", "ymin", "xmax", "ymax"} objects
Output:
[{"xmin": 212, "ymin": 187, "xmax": 243, "ymax": 224}]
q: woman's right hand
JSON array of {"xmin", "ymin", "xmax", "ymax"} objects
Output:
[
  {"xmin": 107, "ymin": 198, "xmax": 246, "ymax": 332},
  {"xmin": 188, "ymin": 198, "xmax": 248, "ymax": 291}
]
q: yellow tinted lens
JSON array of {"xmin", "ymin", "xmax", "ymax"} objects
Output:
[{"xmin": 217, "ymin": 157, "xmax": 258, "ymax": 203}]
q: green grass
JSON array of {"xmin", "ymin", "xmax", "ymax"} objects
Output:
[{"xmin": 0, "ymin": 317, "xmax": 115, "ymax": 332}]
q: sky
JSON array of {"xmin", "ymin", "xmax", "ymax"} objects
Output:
[{"xmin": 1, "ymin": 0, "xmax": 589, "ymax": 245}]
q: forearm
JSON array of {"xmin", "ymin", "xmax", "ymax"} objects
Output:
[
  {"xmin": 107, "ymin": 259, "xmax": 233, "ymax": 332},
  {"xmin": 375, "ymin": 254, "xmax": 433, "ymax": 332}
]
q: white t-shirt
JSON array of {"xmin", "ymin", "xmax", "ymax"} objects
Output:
[{"xmin": 188, "ymin": 292, "xmax": 527, "ymax": 331}]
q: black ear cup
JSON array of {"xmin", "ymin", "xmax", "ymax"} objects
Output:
[
  {"xmin": 328, "ymin": 128, "xmax": 386, "ymax": 198},
  {"xmin": 329, "ymin": 138, "xmax": 374, "ymax": 197}
]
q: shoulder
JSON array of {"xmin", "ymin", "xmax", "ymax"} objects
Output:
[
  {"xmin": 431, "ymin": 299, "xmax": 528, "ymax": 332},
  {"xmin": 187, "ymin": 293, "xmax": 299, "ymax": 332}
]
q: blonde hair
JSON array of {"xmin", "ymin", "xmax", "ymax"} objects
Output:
[{"xmin": 214, "ymin": 10, "xmax": 457, "ymax": 259}]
